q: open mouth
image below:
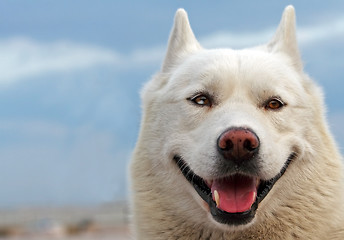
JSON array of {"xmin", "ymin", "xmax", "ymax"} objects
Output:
[{"xmin": 173, "ymin": 153, "xmax": 296, "ymax": 226}]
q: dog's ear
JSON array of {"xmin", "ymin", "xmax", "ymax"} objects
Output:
[
  {"xmin": 268, "ymin": 5, "xmax": 303, "ymax": 71},
  {"xmin": 162, "ymin": 9, "xmax": 201, "ymax": 73}
]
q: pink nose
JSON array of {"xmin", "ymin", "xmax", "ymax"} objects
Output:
[{"xmin": 217, "ymin": 127, "xmax": 260, "ymax": 165}]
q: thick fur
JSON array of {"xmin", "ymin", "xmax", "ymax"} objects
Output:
[{"xmin": 130, "ymin": 6, "xmax": 344, "ymax": 239}]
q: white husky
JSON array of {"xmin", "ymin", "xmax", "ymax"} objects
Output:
[{"xmin": 130, "ymin": 5, "xmax": 344, "ymax": 239}]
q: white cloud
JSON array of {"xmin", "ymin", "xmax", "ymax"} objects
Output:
[
  {"xmin": 126, "ymin": 15, "xmax": 344, "ymax": 67},
  {"xmin": 201, "ymin": 16, "xmax": 344, "ymax": 49},
  {"xmin": 0, "ymin": 15, "xmax": 343, "ymax": 84},
  {"xmin": 0, "ymin": 37, "xmax": 120, "ymax": 84},
  {"xmin": 297, "ymin": 17, "xmax": 344, "ymax": 45},
  {"xmin": 0, "ymin": 37, "xmax": 165, "ymax": 84},
  {"xmin": 200, "ymin": 29, "xmax": 273, "ymax": 49}
]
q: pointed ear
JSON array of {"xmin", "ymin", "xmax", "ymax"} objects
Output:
[
  {"xmin": 267, "ymin": 5, "xmax": 303, "ymax": 71},
  {"xmin": 161, "ymin": 9, "xmax": 202, "ymax": 72}
]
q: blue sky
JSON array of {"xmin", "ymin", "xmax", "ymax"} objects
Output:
[{"xmin": 0, "ymin": 1, "xmax": 343, "ymax": 207}]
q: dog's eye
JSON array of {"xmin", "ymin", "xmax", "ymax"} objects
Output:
[
  {"xmin": 265, "ymin": 98, "xmax": 284, "ymax": 110},
  {"xmin": 189, "ymin": 94, "xmax": 212, "ymax": 107}
]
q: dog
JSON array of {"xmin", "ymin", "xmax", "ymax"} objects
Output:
[{"xmin": 130, "ymin": 5, "xmax": 344, "ymax": 239}]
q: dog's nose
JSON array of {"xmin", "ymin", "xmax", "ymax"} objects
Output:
[{"xmin": 217, "ymin": 127, "xmax": 260, "ymax": 165}]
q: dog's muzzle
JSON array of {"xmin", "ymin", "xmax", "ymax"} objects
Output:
[{"xmin": 173, "ymin": 127, "xmax": 296, "ymax": 226}]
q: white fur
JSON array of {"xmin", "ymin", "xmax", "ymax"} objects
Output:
[{"xmin": 130, "ymin": 5, "xmax": 344, "ymax": 239}]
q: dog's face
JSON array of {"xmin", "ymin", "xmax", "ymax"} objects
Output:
[
  {"xmin": 164, "ymin": 49, "xmax": 305, "ymax": 179},
  {"xmin": 141, "ymin": 6, "xmax": 318, "ymax": 229}
]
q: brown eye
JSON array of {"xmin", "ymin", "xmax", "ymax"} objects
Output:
[
  {"xmin": 265, "ymin": 98, "xmax": 284, "ymax": 110},
  {"xmin": 190, "ymin": 94, "xmax": 212, "ymax": 107}
]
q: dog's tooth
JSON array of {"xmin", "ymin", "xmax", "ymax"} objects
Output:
[
  {"xmin": 214, "ymin": 190, "xmax": 220, "ymax": 207},
  {"xmin": 252, "ymin": 191, "xmax": 257, "ymax": 204}
]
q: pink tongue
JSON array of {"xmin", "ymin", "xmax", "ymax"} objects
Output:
[{"xmin": 211, "ymin": 175, "xmax": 257, "ymax": 213}]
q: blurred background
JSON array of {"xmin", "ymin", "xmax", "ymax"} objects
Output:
[{"xmin": 0, "ymin": 1, "xmax": 343, "ymax": 239}]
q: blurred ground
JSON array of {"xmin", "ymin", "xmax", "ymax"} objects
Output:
[
  {"xmin": 0, "ymin": 202, "xmax": 131, "ymax": 239},
  {"xmin": 0, "ymin": 228, "xmax": 130, "ymax": 240}
]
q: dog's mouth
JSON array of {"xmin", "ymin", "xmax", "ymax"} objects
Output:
[{"xmin": 173, "ymin": 153, "xmax": 296, "ymax": 226}]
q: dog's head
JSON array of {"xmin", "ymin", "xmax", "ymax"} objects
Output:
[{"xmin": 140, "ymin": 6, "xmax": 322, "ymax": 229}]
